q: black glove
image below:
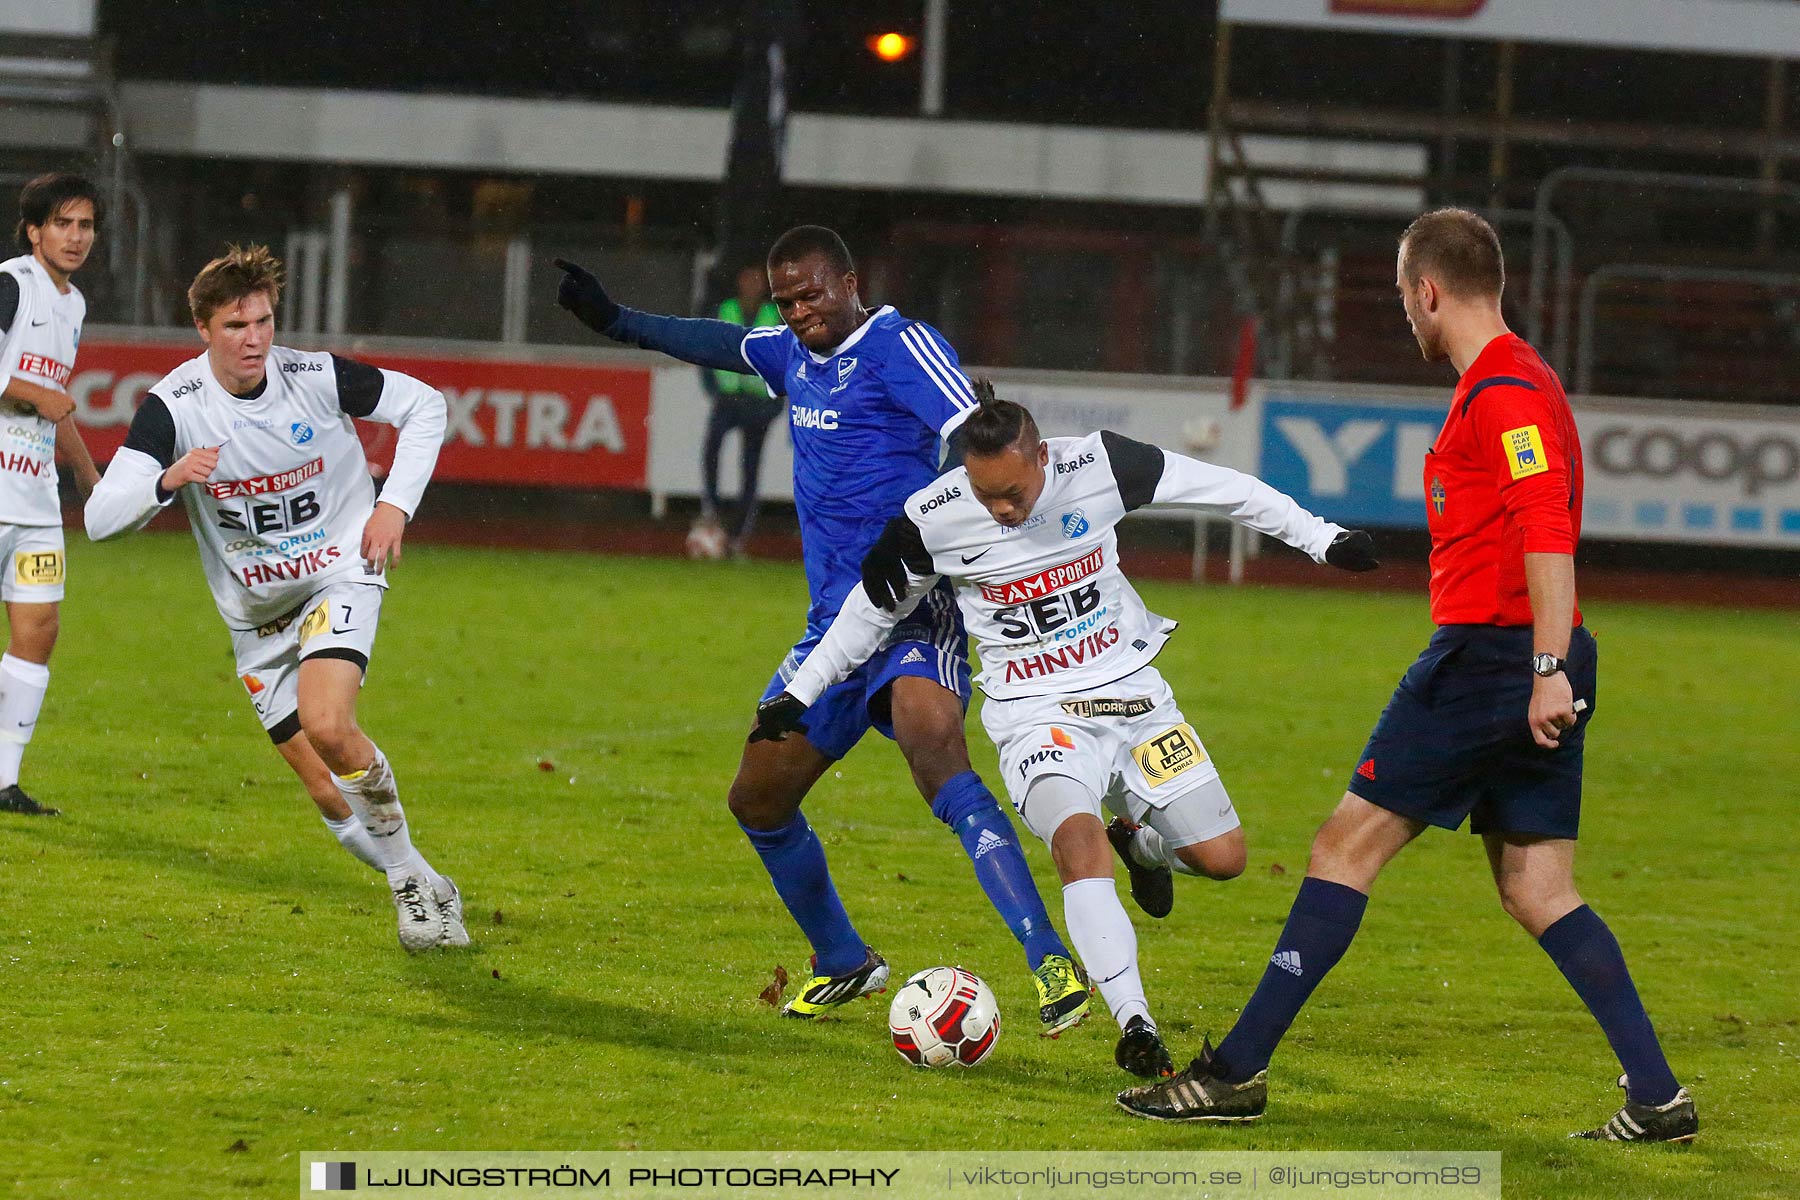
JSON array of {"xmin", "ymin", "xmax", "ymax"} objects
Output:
[
  {"xmin": 1324, "ymin": 529, "xmax": 1379, "ymax": 572},
  {"xmin": 749, "ymin": 692, "xmax": 808, "ymax": 743},
  {"xmin": 861, "ymin": 551, "xmax": 909, "ymax": 612},
  {"xmin": 553, "ymin": 258, "xmax": 621, "ymax": 335}
]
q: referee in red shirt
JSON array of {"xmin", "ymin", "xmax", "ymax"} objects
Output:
[{"xmin": 1120, "ymin": 209, "xmax": 1695, "ymax": 1141}]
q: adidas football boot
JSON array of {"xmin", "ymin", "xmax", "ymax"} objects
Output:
[
  {"xmin": 1117, "ymin": 1036, "xmax": 1267, "ymax": 1122},
  {"xmin": 1572, "ymin": 1075, "xmax": 1697, "ymax": 1143},
  {"xmin": 781, "ymin": 948, "xmax": 891, "ymax": 1018},
  {"xmin": 1033, "ymin": 954, "xmax": 1092, "ymax": 1037}
]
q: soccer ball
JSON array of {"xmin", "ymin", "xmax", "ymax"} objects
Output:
[
  {"xmin": 887, "ymin": 966, "xmax": 1000, "ymax": 1068},
  {"xmin": 685, "ymin": 519, "xmax": 728, "ymax": 560}
]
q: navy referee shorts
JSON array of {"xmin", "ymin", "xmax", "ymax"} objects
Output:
[{"xmin": 1347, "ymin": 624, "xmax": 1597, "ymax": 839}]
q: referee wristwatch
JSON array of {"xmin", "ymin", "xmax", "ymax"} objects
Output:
[{"xmin": 1531, "ymin": 652, "xmax": 1567, "ymax": 678}]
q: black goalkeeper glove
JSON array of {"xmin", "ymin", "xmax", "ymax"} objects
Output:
[
  {"xmin": 749, "ymin": 692, "xmax": 808, "ymax": 743},
  {"xmin": 553, "ymin": 258, "xmax": 622, "ymax": 335},
  {"xmin": 1324, "ymin": 529, "xmax": 1379, "ymax": 572}
]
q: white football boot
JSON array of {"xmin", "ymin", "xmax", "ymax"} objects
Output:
[
  {"xmin": 391, "ymin": 873, "xmax": 447, "ymax": 952},
  {"xmin": 435, "ymin": 875, "xmax": 471, "ymax": 948}
]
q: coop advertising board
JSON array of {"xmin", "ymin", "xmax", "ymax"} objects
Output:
[
  {"xmin": 64, "ymin": 338, "xmax": 650, "ymax": 489},
  {"xmin": 1255, "ymin": 388, "xmax": 1800, "ymax": 548},
  {"xmin": 1219, "ymin": 0, "xmax": 1800, "ymax": 58}
]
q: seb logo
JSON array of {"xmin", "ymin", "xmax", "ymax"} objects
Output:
[
  {"xmin": 1261, "ymin": 397, "xmax": 1441, "ymax": 528},
  {"xmin": 993, "ymin": 582, "xmax": 1103, "ymax": 642},
  {"xmin": 210, "ymin": 458, "xmax": 325, "ymax": 537}
]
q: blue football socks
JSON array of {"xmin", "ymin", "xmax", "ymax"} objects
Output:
[
  {"xmin": 1215, "ymin": 876, "xmax": 1369, "ymax": 1082},
  {"xmin": 931, "ymin": 771, "xmax": 1070, "ymax": 969},
  {"xmin": 739, "ymin": 812, "xmax": 868, "ymax": 978},
  {"xmin": 1538, "ymin": 905, "xmax": 1681, "ymax": 1106}
]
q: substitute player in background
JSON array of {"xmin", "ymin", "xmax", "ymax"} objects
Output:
[
  {"xmin": 752, "ymin": 383, "xmax": 1379, "ymax": 1076},
  {"xmin": 1120, "ymin": 209, "xmax": 1696, "ymax": 1142},
  {"xmin": 85, "ymin": 245, "xmax": 469, "ymax": 953},
  {"xmin": 557, "ymin": 228, "xmax": 1090, "ymax": 1030},
  {"xmin": 0, "ymin": 173, "xmax": 103, "ymax": 816}
]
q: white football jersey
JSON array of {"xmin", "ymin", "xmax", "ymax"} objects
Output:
[
  {"xmin": 0, "ymin": 253, "xmax": 86, "ymax": 526},
  {"xmin": 85, "ymin": 345, "xmax": 447, "ymax": 628},
  {"xmin": 786, "ymin": 431, "xmax": 1345, "ymax": 703}
]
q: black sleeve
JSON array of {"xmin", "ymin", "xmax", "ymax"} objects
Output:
[
  {"xmin": 1100, "ymin": 429, "xmax": 1166, "ymax": 512},
  {"xmin": 122, "ymin": 394, "xmax": 177, "ymax": 469},
  {"xmin": 860, "ymin": 513, "xmax": 934, "ymax": 604},
  {"xmin": 0, "ymin": 273, "xmax": 16, "ymax": 332},
  {"xmin": 332, "ymin": 354, "xmax": 386, "ymax": 418}
]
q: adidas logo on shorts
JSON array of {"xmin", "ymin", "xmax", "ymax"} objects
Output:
[
  {"xmin": 1271, "ymin": 950, "xmax": 1303, "ymax": 977},
  {"xmin": 900, "ymin": 648, "xmax": 926, "ymax": 665}
]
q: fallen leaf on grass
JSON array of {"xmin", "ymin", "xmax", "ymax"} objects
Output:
[{"xmin": 758, "ymin": 965, "xmax": 790, "ymax": 1008}]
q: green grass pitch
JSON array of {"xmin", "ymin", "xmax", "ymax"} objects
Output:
[{"xmin": 3, "ymin": 534, "xmax": 1795, "ymax": 1197}]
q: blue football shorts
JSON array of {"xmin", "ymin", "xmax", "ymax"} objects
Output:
[
  {"xmin": 762, "ymin": 582, "xmax": 971, "ymax": 762},
  {"xmin": 1347, "ymin": 623, "xmax": 1597, "ymax": 839}
]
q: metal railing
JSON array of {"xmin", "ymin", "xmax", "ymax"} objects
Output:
[
  {"xmin": 1530, "ymin": 166, "xmax": 1800, "ymax": 380},
  {"xmin": 1575, "ymin": 263, "xmax": 1800, "ymax": 394}
]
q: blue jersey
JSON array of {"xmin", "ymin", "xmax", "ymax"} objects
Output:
[{"xmin": 739, "ymin": 305, "xmax": 975, "ymax": 629}]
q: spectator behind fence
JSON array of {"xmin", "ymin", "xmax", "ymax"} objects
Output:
[{"xmin": 690, "ymin": 265, "xmax": 784, "ymax": 560}]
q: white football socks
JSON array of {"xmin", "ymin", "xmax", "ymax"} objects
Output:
[
  {"xmin": 330, "ymin": 745, "xmax": 437, "ymax": 887},
  {"xmin": 1062, "ymin": 876, "xmax": 1151, "ymax": 1030},
  {"xmin": 0, "ymin": 654, "xmax": 50, "ymax": 789},
  {"xmin": 322, "ymin": 811, "xmax": 385, "ymax": 872},
  {"xmin": 1130, "ymin": 822, "xmax": 1204, "ymax": 876}
]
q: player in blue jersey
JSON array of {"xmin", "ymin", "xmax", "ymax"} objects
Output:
[{"xmin": 555, "ymin": 227, "xmax": 1089, "ymax": 1031}]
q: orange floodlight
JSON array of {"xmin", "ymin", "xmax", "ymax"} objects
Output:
[{"xmin": 868, "ymin": 31, "xmax": 914, "ymax": 62}]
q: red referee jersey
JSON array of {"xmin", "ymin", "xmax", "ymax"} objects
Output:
[{"xmin": 1425, "ymin": 333, "xmax": 1583, "ymax": 627}]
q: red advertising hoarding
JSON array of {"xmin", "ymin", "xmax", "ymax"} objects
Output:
[{"xmin": 66, "ymin": 338, "xmax": 650, "ymax": 490}]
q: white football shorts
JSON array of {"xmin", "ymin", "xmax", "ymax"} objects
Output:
[
  {"xmin": 0, "ymin": 523, "xmax": 65, "ymax": 603},
  {"xmin": 981, "ymin": 662, "xmax": 1239, "ymax": 848},
  {"xmin": 228, "ymin": 581, "xmax": 384, "ymax": 740}
]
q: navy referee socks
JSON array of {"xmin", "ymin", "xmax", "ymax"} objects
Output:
[
  {"xmin": 1538, "ymin": 904, "xmax": 1681, "ymax": 1106},
  {"xmin": 1215, "ymin": 876, "xmax": 1369, "ymax": 1082}
]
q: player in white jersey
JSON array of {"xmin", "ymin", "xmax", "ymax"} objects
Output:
[
  {"xmin": 0, "ymin": 174, "xmax": 104, "ymax": 816},
  {"xmin": 753, "ymin": 382, "xmax": 1379, "ymax": 1076},
  {"xmin": 85, "ymin": 244, "xmax": 468, "ymax": 952}
]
